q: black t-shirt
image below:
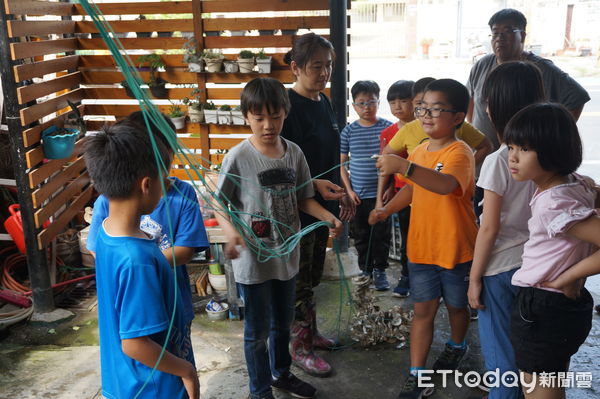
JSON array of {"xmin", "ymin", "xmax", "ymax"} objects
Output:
[{"xmin": 281, "ymin": 89, "xmax": 341, "ymax": 226}]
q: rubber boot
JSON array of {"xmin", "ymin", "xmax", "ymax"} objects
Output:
[
  {"xmin": 309, "ymin": 300, "xmax": 339, "ymax": 350},
  {"xmin": 289, "ymin": 320, "xmax": 332, "ymax": 377}
]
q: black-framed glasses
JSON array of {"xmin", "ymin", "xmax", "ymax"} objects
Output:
[
  {"xmin": 489, "ymin": 29, "xmax": 521, "ymax": 40},
  {"xmin": 414, "ymin": 106, "xmax": 457, "ymax": 118},
  {"xmin": 353, "ymin": 100, "xmax": 379, "ymax": 109}
]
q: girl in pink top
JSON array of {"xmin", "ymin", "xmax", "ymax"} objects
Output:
[{"xmin": 505, "ymin": 103, "xmax": 599, "ymax": 399}]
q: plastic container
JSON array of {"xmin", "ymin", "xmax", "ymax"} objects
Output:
[
  {"xmin": 41, "ymin": 126, "xmax": 79, "ymax": 159},
  {"xmin": 208, "ymin": 272, "xmax": 227, "ymax": 292},
  {"xmin": 206, "ymin": 301, "xmax": 229, "ymax": 321},
  {"xmin": 4, "ymin": 204, "xmax": 26, "ymax": 253},
  {"xmin": 208, "ymin": 261, "xmax": 222, "ymax": 275}
]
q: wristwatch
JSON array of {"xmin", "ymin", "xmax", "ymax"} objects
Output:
[{"xmin": 404, "ymin": 161, "xmax": 416, "ymax": 178}]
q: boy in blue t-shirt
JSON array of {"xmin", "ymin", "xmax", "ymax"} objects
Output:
[
  {"xmin": 340, "ymin": 80, "xmax": 393, "ymax": 290},
  {"xmin": 84, "ymin": 120, "xmax": 199, "ymax": 399},
  {"xmin": 87, "ymin": 112, "xmax": 209, "ymax": 331}
]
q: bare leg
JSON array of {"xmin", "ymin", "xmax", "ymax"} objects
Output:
[{"xmin": 410, "ymin": 298, "xmax": 441, "ymax": 367}]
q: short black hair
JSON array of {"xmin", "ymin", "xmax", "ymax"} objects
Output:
[
  {"xmin": 387, "ymin": 80, "xmax": 414, "ymax": 102},
  {"xmin": 505, "ymin": 103, "xmax": 582, "ymax": 175},
  {"xmin": 83, "ymin": 122, "xmax": 171, "ymax": 199},
  {"xmin": 351, "ymin": 80, "xmax": 380, "ymax": 101},
  {"xmin": 118, "ymin": 111, "xmax": 176, "ymax": 153},
  {"xmin": 284, "ymin": 32, "xmax": 336, "ymax": 68},
  {"xmin": 488, "ymin": 8, "xmax": 527, "ymax": 31},
  {"xmin": 483, "ymin": 61, "xmax": 546, "ymax": 141},
  {"xmin": 424, "ymin": 79, "xmax": 470, "ymax": 114},
  {"xmin": 241, "ymin": 77, "xmax": 291, "ymax": 117},
  {"xmin": 412, "ymin": 77, "xmax": 435, "ymax": 97}
]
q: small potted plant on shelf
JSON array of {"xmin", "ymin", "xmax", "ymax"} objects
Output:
[
  {"xmin": 167, "ymin": 102, "xmax": 186, "ymax": 130},
  {"xmin": 256, "ymin": 49, "xmax": 272, "ymax": 74},
  {"xmin": 223, "ymin": 58, "xmax": 239, "ymax": 73},
  {"xmin": 137, "ymin": 53, "xmax": 168, "ymax": 98},
  {"xmin": 217, "ymin": 104, "xmax": 232, "ymax": 125},
  {"xmin": 41, "ymin": 125, "xmax": 80, "ymax": 160},
  {"xmin": 204, "ymin": 101, "xmax": 218, "ymax": 124},
  {"xmin": 182, "ymin": 38, "xmax": 203, "ymax": 72},
  {"xmin": 202, "ymin": 49, "xmax": 224, "ymax": 73},
  {"xmin": 136, "ymin": 15, "xmax": 151, "ymax": 38},
  {"xmin": 231, "ymin": 105, "xmax": 245, "ymax": 125},
  {"xmin": 183, "ymin": 88, "xmax": 204, "ymax": 123},
  {"xmin": 237, "ymin": 50, "xmax": 255, "ymax": 73}
]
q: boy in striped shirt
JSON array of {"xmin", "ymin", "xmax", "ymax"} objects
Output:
[{"xmin": 340, "ymin": 80, "xmax": 393, "ymax": 290}]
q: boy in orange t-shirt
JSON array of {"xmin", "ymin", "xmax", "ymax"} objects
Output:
[{"xmin": 369, "ymin": 79, "xmax": 478, "ymax": 398}]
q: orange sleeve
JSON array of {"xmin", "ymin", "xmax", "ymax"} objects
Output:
[{"xmin": 440, "ymin": 144, "xmax": 475, "ymax": 197}]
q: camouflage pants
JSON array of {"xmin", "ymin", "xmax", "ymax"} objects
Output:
[{"xmin": 295, "ymin": 225, "xmax": 329, "ymax": 322}]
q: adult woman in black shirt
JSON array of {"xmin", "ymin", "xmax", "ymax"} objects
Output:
[{"xmin": 281, "ymin": 33, "xmax": 353, "ymax": 378}]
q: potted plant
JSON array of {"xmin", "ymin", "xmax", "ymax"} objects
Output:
[
  {"xmin": 256, "ymin": 49, "xmax": 272, "ymax": 74},
  {"xmin": 121, "ymin": 80, "xmax": 136, "ymax": 98},
  {"xmin": 237, "ymin": 50, "xmax": 255, "ymax": 73},
  {"xmin": 167, "ymin": 102, "xmax": 186, "ymax": 130},
  {"xmin": 64, "ymin": 101, "xmax": 86, "ymax": 134},
  {"xmin": 183, "ymin": 88, "xmax": 204, "ymax": 123},
  {"xmin": 136, "ymin": 15, "xmax": 151, "ymax": 38},
  {"xmin": 231, "ymin": 105, "xmax": 244, "ymax": 125},
  {"xmin": 202, "ymin": 49, "xmax": 224, "ymax": 73},
  {"xmin": 182, "ymin": 38, "xmax": 203, "ymax": 72},
  {"xmin": 137, "ymin": 54, "xmax": 168, "ymax": 98},
  {"xmin": 41, "ymin": 126, "xmax": 79, "ymax": 159},
  {"xmin": 223, "ymin": 59, "xmax": 239, "ymax": 73},
  {"xmin": 217, "ymin": 104, "xmax": 232, "ymax": 125},
  {"xmin": 204, "ymin": 101, "xmax": 218, "ymax": 124}
]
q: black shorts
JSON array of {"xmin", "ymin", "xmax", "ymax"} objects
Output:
[{"xmin": 510, "ymin": 286, "xmax": 593, "ymax": 373}]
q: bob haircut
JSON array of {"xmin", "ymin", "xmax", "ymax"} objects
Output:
[
  {"xmin": 483, "ymin": 61, "xmax": 546, "ymax": 141},
  {"xmin": 284, "ymin": 32, "xmax": 335, "ymax": 69},
  {"xmin": 351, "ymin": 80, "xmax": 380, "ymax": 101},
  {"xmin": 387, "ymin": 80, "xmax": 414, "ymax": 102},
  {"xmin": 488, "ymin": 8, "xmax": 527, "ymax": 31},
  {"xmin": 240, "ymin": 77, "xmax": 291, "ymax": 117},
  {"xmin": 505, "ymin": 103, "xmax": 582, "ymax": 176},
  {"xmin": 83, "ymin": 122, "xmax": 171, "ymax": 199}
]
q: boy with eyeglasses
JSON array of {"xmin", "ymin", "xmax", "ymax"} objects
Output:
[
  {"xmin": 369, "ymin": 79, "xmax": 478, "ymax": 399},
  {"xmin": 340, "ymin": 80, "xmax": 393, "ymax": 290}
]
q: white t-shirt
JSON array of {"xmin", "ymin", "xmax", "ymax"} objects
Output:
[{"xmin": 477, "ymin": 145, "xmax": 536, "ymax": 276}]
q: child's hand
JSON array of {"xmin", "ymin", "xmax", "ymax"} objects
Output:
[
  {"xmin": 181, "ymin": 365, "xmax": 200, "ymax": 399},
  {"xmin": 468, "ymin": 279, "xmax": 485, "ymax": 310},
  {"xmin": 328, "ymin": 217, "xmax": 343, "ymax": 238},
  {"xmin": 314, "ymin": 179, "xmax": 345, "ymax": 201},
  {"xmin": 347, "ymin": 189, "xmax": 361, "ymax": 206},
  {"xmin": 224, "ymin": 234, "xmax": 245, "ymax": 259},
  {"xmin": 339, "ymin": 194, "xmax": 356, "ymax": 221},
  {"xmin": 376, "ymin": 154, "xmax": 406, "ymax": 177},
  {"xmin": 382, "ymin": 185, "xmax": 396, "ymax": 205},
  {"xmin": 541, "ymin": 277, "xmax": 584, "ymax": 300},
  {"xmin": 368, "ymin": 208, "xmax": 388, "ymax": 225}
]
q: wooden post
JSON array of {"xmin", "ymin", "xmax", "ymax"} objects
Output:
[
  {"xmin": 192, "ymin": 0, "xmax": 210, "ymax": 174},
  {"xmin": 0, "ymin": 2, "xmax": 55, "ymax": 313},
  {"xmin": 329, "ymin": 0, "xmax": 347, "ymax": 129}
]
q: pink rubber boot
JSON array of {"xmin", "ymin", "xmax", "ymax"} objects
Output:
[{"xmin": 290, "ymin": 321, "xmax": 332, "ymax": 377}]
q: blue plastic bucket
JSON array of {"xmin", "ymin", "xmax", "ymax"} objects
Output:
[{"xmin": 41, "ymin": 126, "xmax": 79, "ymax": 159}]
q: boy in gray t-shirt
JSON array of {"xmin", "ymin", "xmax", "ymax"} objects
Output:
[{"xmin": 214, "ymin": 78, "xmax": 342, "ymax": 399}]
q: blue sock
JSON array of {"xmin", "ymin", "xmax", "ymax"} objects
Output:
[
  {"xmin": 447, "ymin": 339, "xmax": 467, "ymax": 349},
  {"xmin": 409, "ymin": 366, "xmax": 425, "ymax": 376}
]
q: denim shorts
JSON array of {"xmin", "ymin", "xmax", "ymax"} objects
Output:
[{"xmin": 407, "ymin": 261, "xmax": 471, "ymax": 308}]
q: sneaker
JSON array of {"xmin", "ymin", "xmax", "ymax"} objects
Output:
[
  {"xmin": 272, "ymin": 372, "xmax": 316, "ymax": 399},
  {"xmin": 393, "ymin": 275, "xmax": 410, "ymax": 297},
  {"xmin": 373, "ymin": 268, "xmax": 390, "ymax": 291},
  {"xmin": 432, "ymin": 343, "xmax": 468, "ymax": 371},
  {"xmin": 359, "ymin": 270, "xmax": 371, "ymax": 278},
  {"xmin": 469, "ymin": 305, "xmax": 479, "ymax": 321},
  {"xmin": 595, "ymin": 304, "xmax": 600, "ymax": 314},
  {"xmin": 397, "ymin": 374, "xmax": 434, "ymax": 398}
]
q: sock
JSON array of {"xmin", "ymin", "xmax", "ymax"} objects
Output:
[
  {"xmin": 409, "ymin": 366, "xmax": 425, "ymax": 376},
  {"xmin": 447, "ymin": 339, "xmax": 467, "ymax": 349}
]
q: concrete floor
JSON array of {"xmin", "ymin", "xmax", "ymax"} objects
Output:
[{"xmin": 0, "ymin": 261, "xmax": 599, "ymax": 399}]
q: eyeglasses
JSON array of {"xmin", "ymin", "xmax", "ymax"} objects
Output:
[
  {"xmin": 489, "ymin": 29, "xmax": 521, "ymax": 40},
  {"xmin": 353, "ymin": 100, "xmax": 379, "ymax": 109},
  {"xmin": 414, "ymin": 106, "xmax": 457, "ymax": 118}
]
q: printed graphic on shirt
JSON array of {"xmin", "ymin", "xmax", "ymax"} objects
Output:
[
  {"xmin": 435, "ymin": 162, "xmax": 444, "ymax": 172},
  {"xmin": 255, "ymin": 167, "xmax": 298, "ymax": 243}
]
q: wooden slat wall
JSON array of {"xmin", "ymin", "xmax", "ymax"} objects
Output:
[
  {"xmin": 5, "ymin": 0, "xmax": 89, "ymax": 250},
  {"xmin": 76, "ymin": 0, "xmax": 336, "ymax": 181},
  {"xmin": 3, "ymin": 0, "xmax": 343, "ymax": 250}
]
